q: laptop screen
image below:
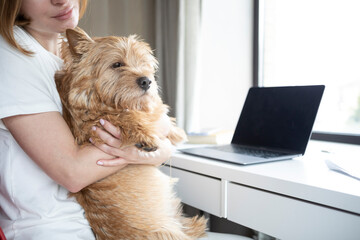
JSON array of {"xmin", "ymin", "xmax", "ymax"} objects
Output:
[{"xmin": 231, "ymin": 85, "xmax": 325, "ymax": 154}]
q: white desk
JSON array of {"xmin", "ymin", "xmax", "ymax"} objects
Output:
[{"xmin": 160, "ymin": 141, "xmax": 360, "ymax": 240}]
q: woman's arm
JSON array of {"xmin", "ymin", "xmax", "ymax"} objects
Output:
[
  {"xmin": 3, "ymin": 111, "xmax": 172, "ymax": 193},
  {"xmin": 4, "ymin": 111, "xmax": 124, "ymax": 193}
]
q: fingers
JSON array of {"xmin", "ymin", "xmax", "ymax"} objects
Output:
[
  {"xmin": 97, "ymin": 157, "xmax": 127, "ymax": 167},
  {"xmin": 90, "ymin": 118, "xmax": 174, "ymax": 167},
  {"xmin": 92, "ymin": 125, "xmax": 121, "ymax": 148},
  {"xmin": 99, "ymin": 119, "xmax": 121, "ymax": 139},
  {"xmin": 95, "ymin": 138, "xmax": 172, "ymax": 167},
  {"xmin": 95, "ymin": 139, "xmax": 173, "ymax": 167},
  {"xmin": 90, "ymin": 137, "xmax": 124, "ymax": 157}
]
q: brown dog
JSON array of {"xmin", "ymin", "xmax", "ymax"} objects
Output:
[{"xmin": 55, "ymin": 27, "xmax": 207, "ymax": 240}]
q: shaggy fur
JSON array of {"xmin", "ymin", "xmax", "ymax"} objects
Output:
[{"xmin": 55, "ymin": 27, "xmax": 207, "ymax": 240}]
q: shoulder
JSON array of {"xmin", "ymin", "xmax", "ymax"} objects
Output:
[
  {"xmin": 0, "ymin": 26, "xmax": 32, "ymax": 55},
  {"xmin": 0, "ymin": 27, "xmax": 63, "ymax": 122},
  {"xmin": 0, "ymin": 36, "xmax": 40, "ymax": 92},
  {"xmin": 0, "ymin": 27, "xmax": 37, "ymax": 70},
  {"xmin": 0, "ymin": 26, "xmax": 61, "ymax": 83},
  {"xmin": 0, "ymin": 27, "xmax": 55, "ymax": 100}
]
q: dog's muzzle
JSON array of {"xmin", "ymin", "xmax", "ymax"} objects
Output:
[{"xmin": 137, "ymin": 77, "xmax": 152, "ymax": 91}]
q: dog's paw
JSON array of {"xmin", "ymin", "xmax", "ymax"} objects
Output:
[{"xmin": 135, "ymin": 143, "xmax": 158, "ymax": 152}]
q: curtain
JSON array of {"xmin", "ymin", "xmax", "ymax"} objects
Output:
[
  {"xmin": 155, "ymin": 0, "xmax": 202, "ymax": 133},
  {"xmin": 79, "ymin": 0, "xmax": 156, "ymax": 47}
]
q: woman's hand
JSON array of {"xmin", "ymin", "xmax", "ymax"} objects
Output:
[{"xmin": 91, "ymin": 118, "xmax": 173, "ymax": 167}]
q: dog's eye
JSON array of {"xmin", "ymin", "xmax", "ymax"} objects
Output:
[{"xmin": 112, "ymin": 62, "xmax": 124, "ymax": 69}]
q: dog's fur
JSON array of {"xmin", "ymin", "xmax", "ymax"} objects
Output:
[{"xmin": 55, "ymin": 27, "xmax": 207, "ymax": 240}]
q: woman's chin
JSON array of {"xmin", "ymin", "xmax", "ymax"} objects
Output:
[{"xmin": 57, "ymin": 18, "xmax": 79, "ymax": 33}]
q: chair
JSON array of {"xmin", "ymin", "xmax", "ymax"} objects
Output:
[{"xmin": 0, "ymin": 227, "xmax": 6, "ymax": 240}]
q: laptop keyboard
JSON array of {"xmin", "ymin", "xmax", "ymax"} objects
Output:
[{"xmin": 213, "ymin": 145, "xmax": 288, "ymax": 158}]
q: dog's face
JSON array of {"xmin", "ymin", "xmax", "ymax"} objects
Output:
[{"xmin": 58, "ymin": 28, "xmax": 160, "ymax": 112}]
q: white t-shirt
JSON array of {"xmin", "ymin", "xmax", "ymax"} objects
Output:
[{"xmin": 0, "ymin": 26, "xmax": 95, "ymax": 240}]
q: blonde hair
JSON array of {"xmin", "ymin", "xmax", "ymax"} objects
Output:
[{"xmin": 0, "ymin": 0, "xmax": 88, "ymax": 56}]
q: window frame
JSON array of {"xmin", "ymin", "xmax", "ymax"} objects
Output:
[{"xmin": 253, "ymin": 0, "xmax": 360, "ymax": 145}]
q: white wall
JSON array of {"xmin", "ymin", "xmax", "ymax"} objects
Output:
[{"xmin": 198, "ymin": 0, "xmax": 253, "ymax": 131}]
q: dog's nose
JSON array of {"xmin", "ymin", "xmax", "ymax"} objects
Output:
[{"xmin": 136, "ymin": 77, "xmax": 152, "ymax": 91}]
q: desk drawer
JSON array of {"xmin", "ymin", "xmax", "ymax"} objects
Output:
[
  {"xmin": 227, "ymin": 182, "xmax": 360, "ymax": 240},
  {"xmin": 161, "ymin": 166, "xmax": 222, "ymax": 216}
]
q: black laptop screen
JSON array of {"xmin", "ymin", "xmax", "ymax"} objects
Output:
[{"xmin": 231, "ymin": 85, "xmax": 325, "ymax": 154}]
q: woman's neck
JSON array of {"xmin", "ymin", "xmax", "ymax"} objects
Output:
[{"xmin": 24, "ymin": 26, "xmax": 61, "ymax": 56}]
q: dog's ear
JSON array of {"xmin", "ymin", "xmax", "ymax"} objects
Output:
[{"xmin": 66, "ymin": 27, "xmax": 94, "ymax": 59}]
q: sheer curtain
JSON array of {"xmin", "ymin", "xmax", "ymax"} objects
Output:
[{"xmin": 155, "ymin": 0, "xmax": 202, "ymax": 133}]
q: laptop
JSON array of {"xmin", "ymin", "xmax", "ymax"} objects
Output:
[{"xmin": 179, "ymin": 85, "xmax": 325, "ymax": 165}]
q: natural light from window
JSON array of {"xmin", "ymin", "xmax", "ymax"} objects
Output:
[{"xmin": 262, "ymin": 0, "xmax": 360, "ymax": 135}]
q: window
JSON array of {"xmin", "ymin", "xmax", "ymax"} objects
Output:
[
  {"xmin": 197, "ymin": 0, "xmax": 253, "ymax": 131},
  {"xmin": 256, "ymin": 0, "xmax": 360, "ymax": 144}
]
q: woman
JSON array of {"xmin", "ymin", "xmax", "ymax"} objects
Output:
[{"xmin": 0, "ymin": 0, "xmax": 172, "ymax": 239}]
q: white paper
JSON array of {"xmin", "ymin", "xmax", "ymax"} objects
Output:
[{"xmin": 325, "ymin": 156, "xmax": 360, "ymax": 181}]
